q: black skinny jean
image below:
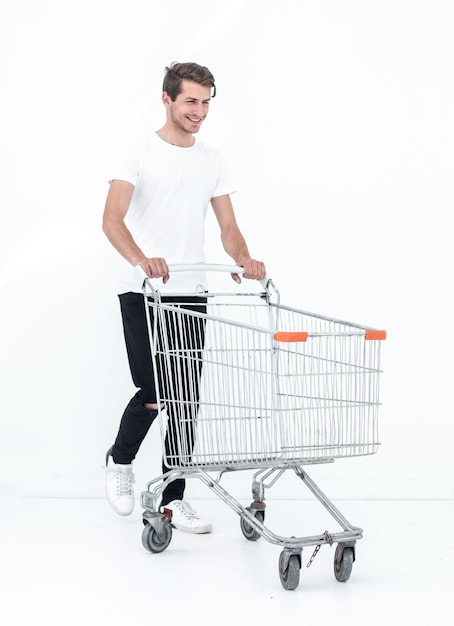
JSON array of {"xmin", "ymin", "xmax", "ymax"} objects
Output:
[{"xmin": 111, "ymin": 292, "xmax": 207, "ymax": 506}]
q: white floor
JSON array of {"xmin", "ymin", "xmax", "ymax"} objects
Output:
[{"xmin": 1, "ymin": 490, "xmax": 453, "ymax": 626}]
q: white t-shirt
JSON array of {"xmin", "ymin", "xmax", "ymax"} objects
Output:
[{"xmin": 108, "ymin": 130, "xmax": 235, "ymax": 294}]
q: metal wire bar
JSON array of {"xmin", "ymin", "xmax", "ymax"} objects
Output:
[{"xmin": 144, "ymin": 291, "xmax": 383, "ymax": 471}]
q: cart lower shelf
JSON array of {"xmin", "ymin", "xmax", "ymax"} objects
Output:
[{"xmin": 140, "ymin": 465, "xmax": 362, "ymax": 590}]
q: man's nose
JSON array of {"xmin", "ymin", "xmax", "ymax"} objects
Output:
[{"xmin": 192, "ymin": 103, "xmax": 205, "ymax": 117}]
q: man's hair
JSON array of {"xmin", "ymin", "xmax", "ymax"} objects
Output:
[{"xmin": 163, "ymin": 62, "xmax": 216, "ymax": 101}]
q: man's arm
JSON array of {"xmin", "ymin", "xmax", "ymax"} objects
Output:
[
  {"xmin": 102, "ymin": 179, "xmax": 169, "ymax": 282},
  {"xmin": 211, "ymin": 194, "xmax": 266, "ymax": 283}
]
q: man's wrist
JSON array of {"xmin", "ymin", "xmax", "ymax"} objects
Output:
[
  {"xmin": 132, "ymin": 255, "xmax": 147, "ymax": 266},
  {"xmin": 235, "ymin": 255, "xmax": 251, "ymax": 267}
]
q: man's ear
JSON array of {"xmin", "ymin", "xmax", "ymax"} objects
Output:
[{"xmin": 162, "ymin": 91, "xmax": 171, "ymax": 106}]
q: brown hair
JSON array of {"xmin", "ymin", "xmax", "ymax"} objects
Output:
[{"xmin": 163, "ymin": 62, "xmax": 216, "ymax": 101}]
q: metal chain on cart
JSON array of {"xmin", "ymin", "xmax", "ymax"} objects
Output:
[{"xmin": 306, "ymin": 531, "xmax": 333, "ymax": 568}]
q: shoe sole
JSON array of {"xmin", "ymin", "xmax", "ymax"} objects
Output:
[{"xmin": 171, "ymin": 522, "xmax": 213, "ymax": 534}]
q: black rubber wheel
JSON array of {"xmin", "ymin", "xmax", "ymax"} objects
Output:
[
  {"xmin": 240, "ymin": 509, "xmax": 265, "ymax": 541},
  {"xmin": 334, "ymin": 545, "xmax": 354, "ymax": 582},
  {"xmin": 141, "ymin": 522, "xmax": 172, "ymax": 553},
  {"xmin": 279, "ymin": 552, "xmax": 301, "ymax": 590}
]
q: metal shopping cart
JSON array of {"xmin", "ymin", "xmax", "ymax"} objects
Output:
[{"xmin": 137, "ymin": 264, "xmax": 386, "ymax": 590}]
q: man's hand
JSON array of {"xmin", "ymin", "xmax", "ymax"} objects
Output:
[
  {"xmin": 138, "ymin": 257, "xmax": 170, "ymax": 284},
  {"xmin": 232, "ymin": 258, "xmax": 266, "ymax": 284}
]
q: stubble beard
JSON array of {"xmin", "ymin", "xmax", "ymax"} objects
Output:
[{"xmin": 170, "ymin": 106, "xmax": 203, "ymax": 135}]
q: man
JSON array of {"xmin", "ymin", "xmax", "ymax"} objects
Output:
[{"xmin": 102, "ymin": 62, "xmax": 266, "ymax": 533}]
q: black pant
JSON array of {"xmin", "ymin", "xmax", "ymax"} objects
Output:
[{"xmin": 111, "ymin": 292, "xmax": 207, "ymax": 506}]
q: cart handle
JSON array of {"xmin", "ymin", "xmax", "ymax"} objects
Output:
[{"xmin": 134, "ymin": 263, "xmax": 271, "ymax": 290}]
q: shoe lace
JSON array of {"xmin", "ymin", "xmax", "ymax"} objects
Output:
[
  {"xmin": 180, "ymin": 500, "xmax": 198, "ymax": 520},
  {"xmin": 115, "ymin": 468, "xmax": 134, "ymax": 497}
]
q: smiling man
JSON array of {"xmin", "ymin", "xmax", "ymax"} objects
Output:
[
  {"xmin": 102, "ymin": 62, "xmax": 266, "ymax": 532},
  {"xmin": 161, "ymin": 75, "xmax": 211, "ymax": 140}
]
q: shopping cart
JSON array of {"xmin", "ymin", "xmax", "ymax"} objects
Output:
[{"xmin": 137, "ymin": 264, "xmax": 386, "ymax": 590}]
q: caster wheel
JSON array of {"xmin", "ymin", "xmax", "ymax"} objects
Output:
[
  {"xmin": 334, "ymin": 545, "xmax": 354, "ymax": 582},
  {"xmin": 240, "ymin": 508, "xmax": 264, "ymax": 541},
  {"xmin": 142, "ymin": 521, "xmax": 172, "ymax": 553},
  {"xmin": 279, "ymin": 552, "xmax": 301, "ymax": 590}
]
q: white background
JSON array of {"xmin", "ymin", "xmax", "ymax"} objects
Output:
[{"xmin": 0, "ymin": 0, "xmax": 452, "ymax": 499}]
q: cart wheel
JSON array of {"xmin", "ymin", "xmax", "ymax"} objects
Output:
[
  {"xmin": 279, "ymin": 552, "xmax": 301, "ymax": 591},
  {"xmin": 141, "ymin": 521, "xmax": 172, "ymax": 553},
  {"xmin": 240, "ymin": 509, "xmax": 264, "ymax": 541},
  {"xmin": 334, "ymin": 545, "xmax": 354, "ymax": 582}
]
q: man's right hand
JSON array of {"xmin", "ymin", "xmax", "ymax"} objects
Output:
[{"xmin": 138, "ymin": 257, "xmax": 170, "ymax": 284}]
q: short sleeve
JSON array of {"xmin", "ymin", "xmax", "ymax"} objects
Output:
[
  {"xmin": 107, "ymin": 137, "xmax": 142, "ymax": 187},
  {"xmin": 212, "ymin": 150, "xmax": 236, "ymax": 198}
]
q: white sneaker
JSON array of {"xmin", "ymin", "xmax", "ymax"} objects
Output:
[
  {"xmin": 162, "ymin": 500, "xmax": 213, "ymax": 534},
  {"xmin": 105, "ymin": 451, "xmax": 135, "ymax": 516}
]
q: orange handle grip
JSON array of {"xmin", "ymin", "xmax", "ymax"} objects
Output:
[
  {"xmin": 274, "ymin": 332, "xmax": 309, "ymax": 343},
  {"xmin": 365, "ymin": 330, "xmax": 387, "ymax": 340}
]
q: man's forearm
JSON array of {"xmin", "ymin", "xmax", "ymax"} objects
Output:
[
  {"xmin": 102, "ymin": 217, "xmax": 146, "ymax": 266},
  {"xmin": 221, "ymin": 226, "xmax": 251, "ymax": 266}
]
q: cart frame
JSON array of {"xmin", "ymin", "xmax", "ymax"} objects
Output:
[{"xmin": 137, "ymin": 264, "xmax": 386, "ymax": 590}]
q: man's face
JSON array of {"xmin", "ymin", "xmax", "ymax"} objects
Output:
[{"xmin": 165, "ymin": 79, "xmax": 212, "ymax": 134}]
